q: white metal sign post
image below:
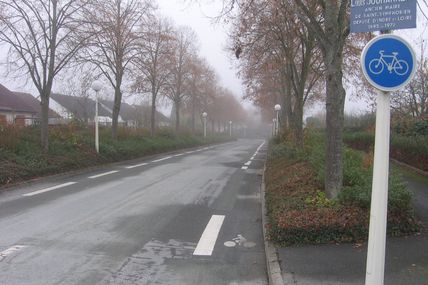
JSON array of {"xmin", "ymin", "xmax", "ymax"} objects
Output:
[{"xmin": 361, "ymin": 35, "xmax": 416, "ymax": 285}]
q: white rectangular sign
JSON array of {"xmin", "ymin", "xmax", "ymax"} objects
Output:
[{"xmin": 351, "ymin": 0, "xmax": 416, "ymax": 33}]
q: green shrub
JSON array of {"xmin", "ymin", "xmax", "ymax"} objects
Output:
[
  {"xmin": 265, "ymin": 131, "xmax": 420, "ymax": 246},
  {"xmin": 268, "ymin": 141, "xmax": 299, "ymax": 161},
  {"xmin": 0, "ymin": 125, "xmax": 233, "ymax": 186}
]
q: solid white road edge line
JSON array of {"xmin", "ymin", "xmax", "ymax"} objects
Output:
[
  {"xmin": 88, "ymin": 171, "xmax": 119, "ymax": 179},
  {"xmin": 23, "ymin": 182, "xmax": 77, "ymax": 197},
  {"xmin": 125, "ymin": 163, "xmax": 149, "ymax": 169},
  {"xmin": 151, "ymin": 156, "xmax": 172, "ymax": 163},
  {"xmin": 193, "ymin": 215, "xmax": 225, "ymax": 256}
]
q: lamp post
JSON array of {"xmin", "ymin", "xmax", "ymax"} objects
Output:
[
  {"xmin": 229, "ymin": 121, "xmax": 232, "ymax": 137},
  {"xmin": 91, "ymin": 80, "xmax": 102, "ymax": 153},
  {"xmin": 272, "ymin": 118, "xmax": 277, "ymax": 136},
  {"xmin": 202, "ymin": 112, "xmax": 207, "ymax": 139},
  {"xmin": 274, "ymin": 104, "xmax": 281, "ymax": 135}
]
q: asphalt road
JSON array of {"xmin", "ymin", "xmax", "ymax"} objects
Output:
[{"xmin": 0, "ymin": 139, "xmax": 268, "ymax": 285}]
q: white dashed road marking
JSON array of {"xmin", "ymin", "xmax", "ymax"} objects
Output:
[
  {"xmin": 88, "ymin": 171, "xmax": 119, "ymax": 179},
  {"xmin": 23, "ymin": 182, "xmax": 77, "ymax": 197},
  {"xmin": 193, "ymin": 215, "xmax": 225, "ymax": 256},
  {"xmin": 125, "ymin": 163, "xmax": 149, "ymax": 169},
  {"xmin": 151, "ymin": 156, "xmax": 172, "ymax": 163},
  {"xmin": 0, "ymin": 245, "xmax": 27, "ymax": 261},
  {"xmin": 241, "ymin": 141, "xmax": 265, "ymax": 170}
]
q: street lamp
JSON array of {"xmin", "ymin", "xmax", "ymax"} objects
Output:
[
  {"xmin": 229, "ymin": 120, "xmax": 232, "ymax": 137},
  {"xmin": 202, "ymin": 112, "xmax": 207, "ymax": 139},
  {"xmin": 274, "ymin": 104, "xmax": 281, "ymax": 135},
  {"xmin": 272, "ymin": 118, "xmax": 277, "ymax": 136},
  {"xmin": 91, "ymin": 80, "xmax": 102, "ymax": 153}
]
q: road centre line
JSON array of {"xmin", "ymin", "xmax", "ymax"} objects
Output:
[
  {"xmin": 151, "ymin": 156, "xmax": 172, "ymax": 163},
  {"xmin": 193, "ymin": 215, "xmax": 225, "ymax": 256},
  {"xmin": 241, "ymin": 166, "xmax": 249, "ymax": 170},
  {"xmin": 23, "ymin": 182, "xmax": 77, "ymax": 197},
  {"xmin": 125, "ymin": 163, "xmax": 148, "ymax": 169},
  {"xmin": 88, "ymin": 171, "xmax": 119, "ymax": 179},
  {"xmin": 244, "ymin": 161, "xmax": 252, "ymax": 166}
]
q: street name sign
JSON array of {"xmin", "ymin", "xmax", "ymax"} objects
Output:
[
  {"xmin": 361, "ymin": 34, "xmax": 416, "ymax": 91},
  {"xmin": 351, "ymin": 0, "xmax": 417, "ymax": 33}
]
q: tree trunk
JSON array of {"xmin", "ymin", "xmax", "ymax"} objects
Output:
[
  {"xmin": 324, "ymin": 50, "xmax": 346, "ymax": 199},
  {"xmin": 191, "ymin": 95, "xmax": 196, "ymax": 133},
  {"xmin": 40, "ymin": 93, "xmax": 50, "ymax": 153},
  {"xmin": 112, "ymin": 86, "xmax": 122, "ymax": 139},
  {"xmin": 293, "ymin": 98, "xmax": 304, "ymax": 149},
  {"xmin": 175, "ymin": 100, "xmax": 180, "ymax": 132},
  {"xmin": 150, "ymin": 89, "xmax": 156, "ymax": 136}
]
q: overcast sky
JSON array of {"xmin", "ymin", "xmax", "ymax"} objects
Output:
[
  {"xmin": 1, "ymin": 1, "xmax": 427, "ymax": 116},
  {"xmin": 157, "ymin": 0, "xmax": 428, "ymax": 115},
  {"xmin": 156, "ymin": 0, "xmax": 243, "ymax": 97}
]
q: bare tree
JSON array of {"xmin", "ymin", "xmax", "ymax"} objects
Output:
[
  {"xmin": 134, "ymin": 15, "xmax": 174, "ymax": 135},
  {"xmin": 58, "ymin": 67, "xmax": 96, "ymax": 123},
  {"xmin": 184, "ymin": 55, "xmax": 217, "ymax": 133},
  {"xmin": 229, "ymin": 0, "xmax": 323, "ymax": 147},
  {"xmin": 165, "ymin": 26, "xmax": 197, "ymax": 132},
  {"xmin": 291, "ymin": 0, "xmax": 351, "ymax": 198},
  {"xmin": 392, "ymin": 54, "xmax": 428, "ymax": 118},
  {"xmin": 83, "ymin": 0, "xmax": 153, "ymax": 139},
  {"xmin": 0, "ymin": 0, "xmax": 89, "ymax": 151}
]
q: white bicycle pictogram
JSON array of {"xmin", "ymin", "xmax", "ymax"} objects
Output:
[{"xmin": 368, "ymin": 50, "xmax": 409, "ymax": 76}]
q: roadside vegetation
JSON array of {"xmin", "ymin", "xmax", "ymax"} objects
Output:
[
  {"xmin": 344, "ymin": 117, "xmax": 428, "ymax": 172},
  {"xmin": 0, "ymin": 124, "xmax": 233, "ymax": 186},
  {"xmin": 265, "ymin": 131, "xmax": 422, "ymax": 246}
]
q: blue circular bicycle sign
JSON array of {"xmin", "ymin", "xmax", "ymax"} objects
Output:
[{"xmin": 361, "ymin": 35, "xmax": 416, "ymax": 92}]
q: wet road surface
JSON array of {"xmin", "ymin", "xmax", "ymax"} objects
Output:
[{"xmin": 0, "ymin": 139, "xmax": 268, "ymax": 285}]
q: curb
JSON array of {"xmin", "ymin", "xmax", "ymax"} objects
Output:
[
  {"xmin": 261, "ymin": 166, "xmax": 285, "ymax": 285},
  {"xmin": 391, "ymin": 159, "xmax": 428, "ymax": 177}
]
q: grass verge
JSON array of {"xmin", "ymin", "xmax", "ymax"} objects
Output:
[
  {"xmin": 0, "ymin": 125, "xmax": 233, "ymax": 187},
  {"xmin": 265, "ymin": 132, "xmax": 421, "ymax": 246}
]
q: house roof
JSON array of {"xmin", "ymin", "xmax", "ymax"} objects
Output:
[
  {"xmin": 134, "ymin": 104, "xmax": 170, "ymax": 123},
  {"xmin": 99, "ymin": 99, "xmax": 136, "ymax": 121},
  {"xmin": 99, "ymin": 99, "xmax": 170, "ymax": 123},
  {"xmin": 51, "ymin": 93, "xmax": 111, "ymax": 119},
  {"xmin": 0, "ymin": 84, "xmax": 38, "ymax": 114},
  {"xmin": 50, "ymin": 93, "xmax": 170, "ymax": 123},
  {"xmin": 15, "ymin": 92, "xmax": 59, "ymax": 117}
]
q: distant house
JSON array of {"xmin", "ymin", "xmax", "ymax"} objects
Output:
[
  {"xmin": 0, "ymin": 84, "xmax": 58, "ymax": 126},
  {"xmin": 134, "ymin": 105, "xmax": 170, "ymax": 128},
  {"xmin": 50, "ymin": 93, "xmax": 170, "ymax": 127},
  {"xmin": 50, "ymin": 93, "xmax": 113, "ymax": 125},
  {"xmin": 99, "ymin": 100, "xmax": 170, "ymax": 128}
]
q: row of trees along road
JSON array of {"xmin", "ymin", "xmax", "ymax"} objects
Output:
[
  {"xmin": 0, "ymin": 0, "xmax": 248, "ymax": 152},
  {"xmin": 220, "ymin": 0, "xmax": 365, "ymax": 199}
]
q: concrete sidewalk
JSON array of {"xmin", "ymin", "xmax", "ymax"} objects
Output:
[{"xmin": 277, "ymin": 171, "xmax": 428, "ymax": 285}]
